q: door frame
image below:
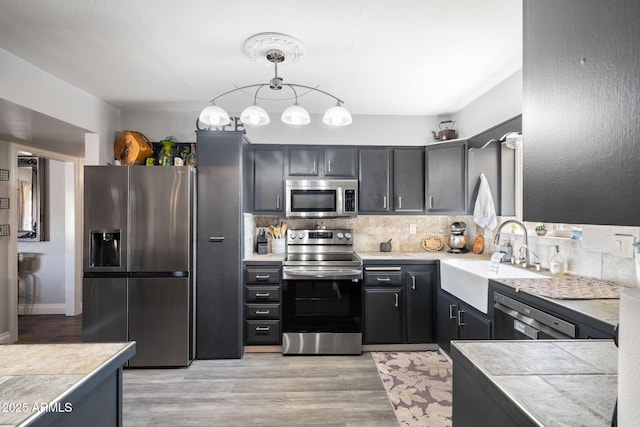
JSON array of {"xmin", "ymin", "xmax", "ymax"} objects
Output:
[{"xmin": 5, "ymin": 143, "xmax": 83, "ymax": 343}]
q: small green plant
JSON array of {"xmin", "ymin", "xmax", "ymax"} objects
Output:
[{"xmin": 535, "ymin": 223, "xmax": 546, "ymax": 231}]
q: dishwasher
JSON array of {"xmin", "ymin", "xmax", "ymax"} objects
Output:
[{"xmin": 493, "ymin": 292, "xmax": 577, "ymax": 340}]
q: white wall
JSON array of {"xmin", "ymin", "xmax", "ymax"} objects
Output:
[
  {"xmin": 17, "ymin": 159, "xmax": 68, "ymax": 314},
  {"xmin": 0, "ymin": 48, "xmax": 122, "ymax": 164},
  {"xmin": 452, "ymin": 69, "xmax": 522, "ymax": 139},
  {"xmin": 0, "ymin": 141, "xmax": 10, "ymax": 337},
  {"xmin": 122, "ymin": 110, "xmax": 440, "ymax": 147}
]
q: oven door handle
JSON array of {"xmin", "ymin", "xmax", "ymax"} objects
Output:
[{"xmin": 282, "ymin": 268, "xmax": 363, "ymax": 280}]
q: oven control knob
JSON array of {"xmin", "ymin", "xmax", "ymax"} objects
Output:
[
  {"xmin": 345, "ymin": 233, "xmax": 352, "ymax": 240},
  {"xmin": 289, "ymin": 232, "xmax": 297, "ymax": 239},
  {"xmin": 337, "ymin": 233, "xmax": 344, "ymax": 239},
  {"xmin": 298, "ymin": 232, "xmax": 304, "ymax": 239}
]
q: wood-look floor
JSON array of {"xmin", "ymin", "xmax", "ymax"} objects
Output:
[
  {"xmin": 16, "ymin": 316, "xmax": 399, "ymax": 426},
  {"xmin": 123, "ymin": 353, "xmax": 399, "ymax": 427},
  {"xmin": 17, "ymin": 314, "xmax": 82, "ymax": 343}
]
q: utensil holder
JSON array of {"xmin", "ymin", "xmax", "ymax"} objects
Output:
[{"xmin": 271, "ymin": 238, "xmax": 285, "ymax": 254}]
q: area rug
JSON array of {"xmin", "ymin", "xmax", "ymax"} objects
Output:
[{"xmin": 372, "ymin": 351, "xmax": 453, "ymax": 427}]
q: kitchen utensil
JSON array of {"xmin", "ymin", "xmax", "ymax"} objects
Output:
[
  {"xmin": 432, "ymin": 120, "xmax": 457, "ymax": 141},
  {"xmin": 473, "ymin": 235, "xmax": 484, "ymax": 254},
  {"xmin": 380, "ymin": 239, "xmax": 392, "ymax": 252},
  {"xmin": 447, "ymin": 221, "xmax": 469, "ymax": 253},
  {"xmin": 421, "ymin": 235, "xmax": 444, "ymax": 252}
]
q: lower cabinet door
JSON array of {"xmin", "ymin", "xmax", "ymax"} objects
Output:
[
  {"xmin": 406, "ymin": 268, "xmax": 436, "ymax": 343},
  {"xmin": 245, "ymin": 320, "xmax": 281, "ymax": 344},
  {"xmin": 458, "ymin": 303, "xmax": 492, "ymax": 341},
  {"xmin": 364, "ymin": 288, "xmax": 403, "ymax": 344},
  {"xmin": 437, "ymin": 290, "xmax": 459, "ymax": 354}
]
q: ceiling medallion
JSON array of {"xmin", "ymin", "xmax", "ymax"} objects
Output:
[{"xmin": 243, "ymin": 32, "xmax": 306, "ymax": 65}]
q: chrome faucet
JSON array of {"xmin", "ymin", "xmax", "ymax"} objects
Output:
[{"xmin": 493, "ymin": 220, "xmax": 530, "ymax": 267}]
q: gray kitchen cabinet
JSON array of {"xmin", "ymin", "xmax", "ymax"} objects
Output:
[
  {"xmin": 437, "ymin": 288, "xmax": 491, "ymax": 354},
  {"xmin": 288, "ymin": 147, "xmax": 320, "ymax": 176},
  {"xmin": 393, "ymin": 148, "xmax": 425, "ymax": 212},
  {"xmin": 359, "ymin": 148, "xmax": 391, "ymax": 213},
  {"xmin": 324, "ymin": 147, "xmax": 357, "ymax": 177},
  {"xmin": 523, "ymin": 0, "xmax": 640, "ymax": 226},
  {"xmin": 196, "ymin": 130, "xmax": 247, "ymax": 359},
  {"xmin": 244, "ymin": 263, "xmax": 282, "ymax": 345},
  {"xmin": 363, "ymin": 263, "xmax": 436, "ymax": 344},
  {"xmin": 253, "ymin": 148, "xmax": 284, "ymax": 212},
  {"xmin": 425, "ymin": 142, "xmax": 467, "ymax": 214},
  {"xmin": 467, "ymin": 115, "xmax": 521, "ymax": 217}
]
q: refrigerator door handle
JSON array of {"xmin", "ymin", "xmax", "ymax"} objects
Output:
[{"xmin": 209, "ymin": 236, "xmax": 225, "ymax": 243}]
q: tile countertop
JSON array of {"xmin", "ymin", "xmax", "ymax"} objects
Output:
[
  {"xmin": 452, "ymin": 340, "xmax": 617, "ymax": 427},
  {"xmin": 0, "ymin": 342, "xmax": 135, "ymax": 426}
]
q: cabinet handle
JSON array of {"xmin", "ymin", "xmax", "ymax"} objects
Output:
[
  {"xmin": 394, "ymin": 293, "xmax": 399, "ymax": 308},
  {"xmin": 428, "ymin": 196, "xmax": 434, "ymax": 209},
  {"xmin": 449, "ymin": 305, "xmax": 457, "ymax": 320},
  {"xmin": 255, "ymin": 274, "xmax": 270, "ymax": 280},
  {"xmin": 255, "ymin": 292, "xmax": 271, "ymax": 298},
  {"xmin": 457, "ymin": 310, "xmax": 466, "ymax": 327},
  {"xmin": 209, "ymin": 236, "xmax": 225, "ymax": 242},
  {"xmin": 376, "ymin": 277, "xmax": 391, "ymax": 282},
  {"xmin": 255, "ymin": 326, "xmax": 271, "ymax": 332},
  {"xmin": 398, "ymin": 196, "xmax": 402, "ymax": 209},
  {"xmin": 327, "ymin": 160, "xmax": 331, "ymax": 173},
  {"xmin": 411, "ymin": 275, "xmax": 416, "ymax": 290},
  {"xmin": 276, "ymin": 196, "xmax": 281, "ymax": 209},
  {"xmin": 383, "ymin": 196, "xmax": 387, "ymax": 209},
  {"xmin": 255, "ymin": 310, "xmax": 270, "ymax": 315}
]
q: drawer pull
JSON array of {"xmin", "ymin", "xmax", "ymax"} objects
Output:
[
  {"xmin": 457, "ymin": 310, "xmax": 466, "ymax": 327},
  {"xmin": 255, "ymin": 326, "xmax": 271, "ymax": 332},
  {"xmin": 255, "ymin": 274, "xmax": 270, "ymax": 280},
  {"xmin": 411, "ymin": 275, "xmax": 416, "ymax": 290},
  {"xmin": 376, "ymin": 277, "xmax": 391, "ymax": 282},
  {"xmin": 449, "ymin": 304, "xmax": 457, "ymax": 320},
  {"xmin": 209, "ymin": 236, "xmax": 225, "ymax": 242},
  {"xmin": 255, "ymin": 310, "xmax": 270, "ymax": 315},
  {"xmin": 255, "ymin": 292, "xmax": 271, "ymax": 298},
  {"xmin": 394, "ymin": 293, "xmax": 399, "ymax": 308}
]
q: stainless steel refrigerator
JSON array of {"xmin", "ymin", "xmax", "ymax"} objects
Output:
[{"xmin": 82, "ymin": 165, "xmax": 195, "ymax": 367}]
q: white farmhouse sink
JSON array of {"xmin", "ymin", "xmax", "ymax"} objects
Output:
[{"xmin": 440, "ymin": 259, "xmax": 548, "ymax": 314}]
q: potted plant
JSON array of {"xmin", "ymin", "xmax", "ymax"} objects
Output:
[{"xmin": 535, "ymin": 223, "xmax": 547, "ymax": 236}]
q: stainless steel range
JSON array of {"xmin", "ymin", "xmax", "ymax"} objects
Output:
[{"xmin": 282, "ymin": 228, "xmax": 363, "ymax": 355}]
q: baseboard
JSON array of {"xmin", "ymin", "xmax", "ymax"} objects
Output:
[
  {"xmin": 18, "ymin": 303, "xmax": 66, "ymax": 315},
  {"xmin": 0, "ymin": 331, "xmax": 12, "ymax": 344}
]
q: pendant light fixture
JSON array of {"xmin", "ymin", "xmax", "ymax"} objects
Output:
[{"xmin": 199, "ymin": 33, "xmax": 352, "ymax": 128}]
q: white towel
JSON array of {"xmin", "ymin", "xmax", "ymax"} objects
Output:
[{"xmin": 473, "ymin": 173, "xmax": 497, "ymax": 230}]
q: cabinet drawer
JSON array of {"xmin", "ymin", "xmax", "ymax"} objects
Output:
[
  {"xmin": 246, "ymin": 286, "xmax": 280, "ymax": 302},
  {"xmin": 364, "ymin": 271, "xmax": 402, "ymax": 286},
  {"xmin": 245, "ymin": 320, "xmax": 281, "ymax": 344},
  {"xmin": 246, "ymin": 303, "xmax": 280, "ymax": 320},
  {"xmin": 246, "ymin": 268, "xmax": 281, "ymax": 284}
]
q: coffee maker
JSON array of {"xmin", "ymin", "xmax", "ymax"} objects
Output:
[{"xmin": 447, "ymin": 221, "xmax": 469, "ymax": 254}]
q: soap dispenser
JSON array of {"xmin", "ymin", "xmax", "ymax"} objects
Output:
[{"xmin": 550, "ymin": 245, "xmax": 564, "ymax": 275}]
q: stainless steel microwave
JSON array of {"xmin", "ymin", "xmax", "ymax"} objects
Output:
[{"xmin": 285, "ymin": 179, "xmax": 358, "ymax": 218}]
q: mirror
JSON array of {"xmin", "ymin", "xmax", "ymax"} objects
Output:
[{"xmin": 17, "ymin": 156, "xmax": 47, "ymax": 241}]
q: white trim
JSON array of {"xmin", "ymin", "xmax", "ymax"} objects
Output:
[{"xmin": 18, "ymin": 303, "xmax": 67, "ymax": 315}]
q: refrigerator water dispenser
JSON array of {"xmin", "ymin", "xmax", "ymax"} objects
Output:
[{"xmin": 91, "ymin": 230, "xmax": 121, "ymax": 267}]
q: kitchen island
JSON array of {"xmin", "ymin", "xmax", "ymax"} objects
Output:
[
  {"xmin": 0, "ymin": 342, "xmax": 135, "ymax": 427},
  {"xmin": 451, "ymin": 340, "xmax": 617, "ymax": 427}
]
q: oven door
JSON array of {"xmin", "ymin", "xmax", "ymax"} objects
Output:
[{"xmin": 282, "ymin": 278, "xmax": 362, "ymax": 354}]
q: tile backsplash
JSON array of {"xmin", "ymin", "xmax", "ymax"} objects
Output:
[{"xmin": 253, "ymin": 215, "xmax": 639, "ymax": 288}]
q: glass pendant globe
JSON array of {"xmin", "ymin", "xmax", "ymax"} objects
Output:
[
  {"xmin": 281, "ymin": 104, "xmax": 311, "ymax": 125},
  {"xmin": 198, "ymin": 104, "xmax": 231, "ymax": 126},
  {"xmin": 322, "ymin": 105, "xmax": 352, "ymax": 126},
  {"xmin": 240, "ymin": 105, "xmax": 270, "ymax": 126}
]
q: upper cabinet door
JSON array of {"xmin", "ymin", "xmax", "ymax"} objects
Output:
[
  {"xmin": 523, "ymin": 0, "xmax": 640, "ymax": 225},
  {"xmin": 288, "ymin": 148, "xmax": 320, "ymax": 176},
  {"xmin": 425, "ymin": 142, "xmax": 467, "ymax": 214},
  {"xmin": 359, "ymin": 148, "xmax": 391, "ymax": 213},
  {"xmin": 393, "ymin": 148, "xmax": 425, "ymax": 212},
  {"xmin": 254, "ymin": 149, "xmax": 285, "ymax": 212},
  {"xmin": 324, "ymin": 148, "xmax": 357, "ymax": 177}
]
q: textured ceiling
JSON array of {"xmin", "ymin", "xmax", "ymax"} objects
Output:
[{"xmin": 0, "ymin": 0, "xmax": 522, "ymax": 156}]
